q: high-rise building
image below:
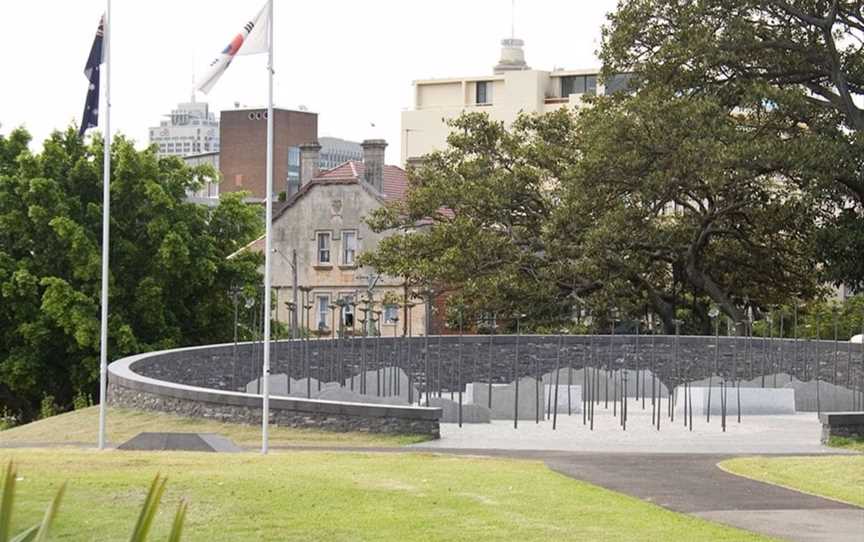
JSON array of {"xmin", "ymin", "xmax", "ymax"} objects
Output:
[
  {"xmin": 149, "ymin": 100, "xmax": 220, "ymax": 158},
  {"xmin": 318, "ymin": 137, "xmax": 363, "ymax": 170},
  {"xmin": 401, "ymin": 37, "xmax": 631, "ymax": 163},
  {"xmin": 219, "ymin": 107, "xmax": 318, "ymax": 201}
]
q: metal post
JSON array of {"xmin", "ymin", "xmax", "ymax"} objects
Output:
[
  {"xmin": 552, "ymin": 333, "xmax": 562, "ymax": 430},
  {"xmin": 457, "ymin": 309, "xmax": 463, "ymax": 427},
  {"xmin": 513, "ymin": 315, "xmax": 523, "ymax": 429},
  {"xmin": 97, "ymin": 0, "xmax": 113, "ymax": 451}
]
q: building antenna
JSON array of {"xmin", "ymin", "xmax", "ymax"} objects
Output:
[
  {"xmin": 191, "ymin": 48, "xmax": 197, "ymax": 104},
  {"xmin": 511, "ymin": 0, "xmax": 516, "ymax": 39}
]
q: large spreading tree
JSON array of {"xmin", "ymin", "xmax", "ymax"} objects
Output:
[
  {"xmin": 0, "ymin": 127, "xmax": 262, "ymax": 420},
  {"xmin": 601, "ymin": 0, "xmax": 864, "ymax": 290},
  {"xmin": 365, "ymin": 0, "xmax": 858, "ymax": 332}
]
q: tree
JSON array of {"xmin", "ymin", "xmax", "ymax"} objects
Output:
[
  {"xmin": 0, "ymin": 127, "xmax": 262, "ymax": 420},
  {"xmin": 600, "ymin": 0, "xmax": 864, "ymax": 290},
  {"xmin": 362, "ymin": 111, "xmax": 601, "ymax": 329},
  {"xmin": 556, "ymin": 87, "xmax": 824, "ymax": 332},
  {"xmin": 365, "ymin": 100, "xmax": 824, "ymax": 333}
]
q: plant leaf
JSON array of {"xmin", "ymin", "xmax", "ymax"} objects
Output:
[
  {"xmin": 167, "ymin": 500, "xmax": 187, "ymax": 542},
  {"xmin": 9, "ymin": 525, "xmax": 37, "ymax": 542},
  {"xmin": 32, "ymin": 482, "xmax": 64, "ymax": 542},
  {"xmin": 1, "ymin": 462, "xmax": 16, "ymax": 542},
  {"xmin": 129, "ymin": 475, "xmax": 167, "ymax": 542}
]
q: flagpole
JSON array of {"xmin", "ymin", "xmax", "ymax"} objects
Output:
[
  {"xmin": 97, "ymin": 0, "xmax": 112, "ymax": 451},
  {"xmin": 261, "ymin": 0, "xmax": 274, "ymax": 455}
]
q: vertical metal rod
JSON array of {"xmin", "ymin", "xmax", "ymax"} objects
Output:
[
  {"xmin": 513, "ymin": 316, "xmax": 522, "ymax": 429},
  {"xmin": 458, "ymin": 309, "xmax": 463, "ymax": 428},
  {"xmin": 424, "ymin": 316, "xmax": 430, "ymax": 407},
  {"xmin": 777, "ymin": 311, "xmax": 784, "ymax": 387},
  {"xmin": 553, "ymin": 334, "xmax": 562, "ymax": 430},
  {"xmin": 708, "ymin": 317, "xmax": 718, "ymax": 423},
  {"xmin": 97, "ymin": 0, "xmax": 113, "ymax": 452},
  {"xmin": 833, "ymin": 310, "xmax": 839, "ymax": 385},
  {"xmin": 488, "ymin": 316, "xmax": 495, "ymax": 410},
  {"xmin": 606, "ymin": 321, "xmax": 614, "ymax": 409},
  {"xmin": 815, "ymin": 314, "xmax": 821, "ymax": 416},
  {"xmin": 793, "ymin": 303, "xmax": 799, "ymax": 381},
  {"xmin": 261, "ymin": 0, "xmax": 275, "ymax": 453}
]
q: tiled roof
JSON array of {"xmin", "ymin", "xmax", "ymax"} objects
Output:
[
  {"xmin": 314, "ymin": 161, "xmax": 408, "ymax": 201},
  {"xmin": 273, "ymin": 161, "xmax": 408, "ymax": 221}
]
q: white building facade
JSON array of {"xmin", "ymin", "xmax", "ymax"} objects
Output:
[
  {"xmin": 149, "ymin": 100, "xmax": 220, "ymax": 158},
  {"xmin": 401, "ymin": 39, "xmax": 630, "ymax": 163}
]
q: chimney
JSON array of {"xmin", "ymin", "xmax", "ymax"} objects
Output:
[
  {"xmin": 299, "ymin": 141, "xmax": 321, "ymax": 188},
  {"xmin": 406, "ymin": 156, "xmax": 425, "ymax": 173},
  {"xmin": 361, "ymin": 139, "xmax": 387, "ymax": 193}
]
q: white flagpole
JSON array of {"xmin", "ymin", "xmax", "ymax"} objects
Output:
[
  {"xmin": 261, "ymin": 0, "xmax": 274, "ymax": 454},
  {"xmin": 97, "ymin": 0, "xmax": 112, "ymax": 451}
]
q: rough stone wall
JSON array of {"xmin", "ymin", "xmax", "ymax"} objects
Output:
[
  {"xmin": 133, "ymin": 336, "xmax": 864, "ymax": 400},
  {"xmin": 820, "ymin": 414, "xmax": 864, "ymax": 443},
  {"xmin": 108, "ymin": 382, "xmax": 439, "ymax": 438}
]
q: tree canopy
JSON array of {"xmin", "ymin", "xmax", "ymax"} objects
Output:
[
  {"xmin": 364, "ymin": 0, "xmax": 859, "ymax": 332},
  {"xmin": 601, "ymin": 0, "xmax": 864, "ymax": 289},
  {"xmin": 0, "ymin": 127, "xmax": 262, "ymax": 419}
]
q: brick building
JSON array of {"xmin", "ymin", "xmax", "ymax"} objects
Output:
[{"xmin": 219, "ymin": 108, "xmax": 318, "ymax": 201}]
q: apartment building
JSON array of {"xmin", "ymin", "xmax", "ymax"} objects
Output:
[{"xmin": 401, "ymin": 38, "xmax": 630, "ymax": 163}]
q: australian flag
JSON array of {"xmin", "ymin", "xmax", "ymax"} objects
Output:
[{"xmin": 79, "ymin": 15, "xmax": 105, "ymax": 137}]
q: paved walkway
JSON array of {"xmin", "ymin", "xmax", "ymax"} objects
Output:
[
  {"xmin": 540, "ymin": 452, "xmax": 862, "ymax": 542},
  {"xmin": 405, "ymin": 404, "xmax": 863, "ymax": 541}
]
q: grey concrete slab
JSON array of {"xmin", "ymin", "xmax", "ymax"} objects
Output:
[
  {"xmin": 117, "ymin": 432, "xmax": 243, "ymax": 453},
  {"xmin": 428, "ymin": 398, "xmax": 491, "ymax": 423},
  {"xmin": 414, "ymin": 399, "xmax": 847, "ymax": 454},
  {"xmin": 674, "ymin": 386, "xmax": 796, "ymax": 416},
  {"xmin": 468, "ymin": 377, "xmax": 545, "ymax": 420}
]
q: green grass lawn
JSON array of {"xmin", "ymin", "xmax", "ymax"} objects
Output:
[
  {"xmin": 828, "ymin": 435, "xmax": 864, "ymax": 453},
  {"xmin": 0, "ymin": 449, "xmax": 770, "ymax": 542},
  {"xmin": 720, "ymin": 456, "xmax": 864, "ymax": 507},
  {"xmin": 0, "ymin": 407, "xmax": 427, "ymax": 448}
]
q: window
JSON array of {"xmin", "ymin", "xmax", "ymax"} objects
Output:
[
  {"xmin": 561, "ymin": 75, "xmax": 597, "ymax": 97},
  {"xmin": 316, "ymin": 295, "xmax": 330, "ymax": 330},
  {"xmin": 342, "ymin": 231, "xmax": 357, "ymax": 265},
  {"xmin": 316, "ymin": 232, "xmax": 331, "ymax": 264},
  {"xmin": 475, "ymin": 81, "xmax": 491, "ymax": 104},
  {"xmin": 604, "ymin": 73, "xmax": 634, "ymax": 95},
  {"xmin": 341, "ymin": 294, "xmax": 355, "ymax": 328},
  {"xmin": 384, "ymin": 304, "xmax": 399, "ymax": 324}
]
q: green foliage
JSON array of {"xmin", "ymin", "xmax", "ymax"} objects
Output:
[
  {"xmin": 0, "ymin": 462, "xmax": 65, "ymax": 542},
  {"xmin": 362, "ymin": 111, "xmax": 594, "ymax": 331},
  {"xmin": 600, "ymin": 0, "xmax": 864, "ymax": 291},
  {"xmin": 365, "ymin": 1, "xmax": 861, "ymax": 333},
  {"xmin": 364, "ymin": 104, "xmax": 822, "ymax": 333},
  {"xmin": 827, "ymin": 436, "xmax": 864, "ymax": 453},
  {"xmin": 37, "ymin": 396, "xmax": 58, "ymax": 421},
  {"xmin": 71, "ymin": 391, "xmax": 92, "ymax": 411},
  {"xmin": 0, "ymin": 409, "xmax": 15, "ymax": 431},
  {"xmin": 0, "ymin": 127, "xmax": 263, "ymax": 420},
  {"xmin": 750, "ymin": 295, "xmax": 864, "ymax": 340},
  {"xmin": 130, "ymin": 474, "xmax": 186, "ymax": 542}
]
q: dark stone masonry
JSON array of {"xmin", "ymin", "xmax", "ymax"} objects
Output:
[
  {"xmin": 109, "ymin": 334, "xmax": 863, "ymax": 436},
  {"xmin": 819, "ymin": 412, "xmax": 864, "ymax": 443}
]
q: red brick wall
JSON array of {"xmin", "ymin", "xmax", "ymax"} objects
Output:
[{"xmin": 220, "ymin": 109, "xmax": 318, "ymax": 199}]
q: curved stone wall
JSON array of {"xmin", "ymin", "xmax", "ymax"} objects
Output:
[
  {"xmin": 107, "ymin": 344, "xmax": 442, "ymax": 437},
  {"xmin": 110, "ymin": 335, "xmax": 864, "ymax": 423}
]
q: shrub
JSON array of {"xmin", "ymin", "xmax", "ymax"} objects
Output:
[
  {"xmin": 38, "ymin": 396, "xmax": 59, "ymax": 420},
  {"xmin": 72, "ymin": 391, "xmax": 92, "ymax": 411}
]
